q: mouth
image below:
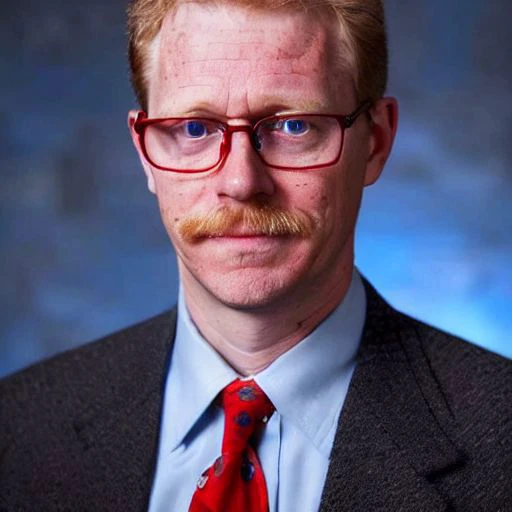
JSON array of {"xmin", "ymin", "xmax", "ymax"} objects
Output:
[
  {"xmin": 199, "ymin": 232, "xmax": 287, "ymax": 245},
  {"xmin": 204, "ymin": 228, "xmax": 282, "ymax": 239}
]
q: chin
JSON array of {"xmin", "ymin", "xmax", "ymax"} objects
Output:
[{"xmin": 200, "ymin": 270, "xmax": 301, "ymax": 311}]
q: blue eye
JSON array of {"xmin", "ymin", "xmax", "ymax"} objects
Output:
[
  {"xmin": 185, "ymin": 121, "xmax": 207, "ymax": 138},
  {"xmin": 282, "ymin": 119, "xmax": 309, "ymax": 135}
]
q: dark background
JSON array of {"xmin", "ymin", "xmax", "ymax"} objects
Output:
[{"xmin": 1, "ymin": 1, "xmax": 511, "ymax": 377}]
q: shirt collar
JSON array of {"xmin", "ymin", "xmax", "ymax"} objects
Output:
[
  {"xmin": 164, "ymin": 269, "xmax": 366, "ymax": 455},
  {"xmin": 163, "ymin": 291, "xmax": 238, "ymax": 453}
]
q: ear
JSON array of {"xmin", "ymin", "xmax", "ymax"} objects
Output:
[
  {"xmin": 364, "ymin": 97, "xmax": 399, "ymax": 186},
  {"xmin": 128, "ymin": 110, "xmax": 156, "ymax": 194}
]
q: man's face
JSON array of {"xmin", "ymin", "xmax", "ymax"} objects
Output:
[{"xmin": 131, "ymin": 2, "xmax": 387, "ymax": 311}]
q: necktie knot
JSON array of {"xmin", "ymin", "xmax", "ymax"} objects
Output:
[{"xmin": 221, "ymin": 379, "xmax": 275, "ymax": 454}]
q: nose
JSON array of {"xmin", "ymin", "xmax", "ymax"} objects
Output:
[{"xmin": 214, "ymin": 130, "xmax": 275, "ymax": 202}]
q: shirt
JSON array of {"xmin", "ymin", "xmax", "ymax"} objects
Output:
[{"xmin": 149, "ymin": 269, "xmax": 366, "ymax": 512}]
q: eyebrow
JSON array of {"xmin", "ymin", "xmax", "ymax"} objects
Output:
[
  {"xmin": 154, "ymin": 98, "xmax": 330, "ymax": 119},
  {"xmin": 257, "ymin": 99, "xmax": 329, "ymax": 115}
]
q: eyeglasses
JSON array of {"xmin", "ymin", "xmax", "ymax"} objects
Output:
[{"xmin": 133, "ymin": 100, "xmax": 371, "ymax": 173}]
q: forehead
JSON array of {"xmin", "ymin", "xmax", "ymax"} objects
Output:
[{"xmin": 147, "ymin": 2, "xmax": 355, "ymax": 116}]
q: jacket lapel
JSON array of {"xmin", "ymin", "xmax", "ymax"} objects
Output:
[
  {"xmin": 72, "ymin": 309, "xmax": 177, "ymax": 510},
  {"xmin": 320, "ymin": 280, "xmax": 465, "ymax": 511}
]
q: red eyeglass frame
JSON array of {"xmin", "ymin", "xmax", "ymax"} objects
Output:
[{"xmin": 132, "ymin": 100, "xmax": 372, "ymax": 173}]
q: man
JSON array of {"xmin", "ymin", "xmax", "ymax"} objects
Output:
[{"xmin": 1, "ymin": 0, "xmax": 510, "ymax": 510}]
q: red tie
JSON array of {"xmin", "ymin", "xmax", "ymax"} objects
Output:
[{"xmin": 189, "ymin": 379, "xmax": 275, "ymax": 512}]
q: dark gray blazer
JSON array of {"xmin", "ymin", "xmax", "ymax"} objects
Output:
[{"xmin": 1, "ymin": 281, "xmax": 511, "ymax": 511}]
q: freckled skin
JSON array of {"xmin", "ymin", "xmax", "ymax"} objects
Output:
[
  {"xmin": 152, "ymin": 5, "xmax": 346, "ymax": 117},
  {"xmin": 129, "ymin": 3, "xmax": 397, "ymax": 373}
]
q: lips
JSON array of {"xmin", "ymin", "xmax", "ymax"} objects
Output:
[{"xmin": 204, "ymin": 227, "xmax": 278, "ymax": 238}]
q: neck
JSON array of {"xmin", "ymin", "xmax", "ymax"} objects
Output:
[{"xmin": 180, "ymin": 256, "xmax": 354, "ymax": 376}]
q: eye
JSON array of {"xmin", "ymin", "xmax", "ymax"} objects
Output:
[
  {"xmin": 184, "ymin": 120, "xmax": 208, "ymax": 138},
  {"xmin": 280, "ymin": 118, "xmax": 309, "ymax": 135}
]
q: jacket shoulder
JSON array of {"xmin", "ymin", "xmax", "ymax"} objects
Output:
[
  {"xmin": 0, "ymin": 309, "xmax": 176, "ymax": 446},
  {"xmin": 404, "ymin": 313, "xmax": 510, "ymax": 401},
  {"xmin": 0, "ymin": 310, "xmax": 176, "ymax": 509},
  {"xmin": 393, "ymin": 311, "xmax": 511, "ymax": 442}
]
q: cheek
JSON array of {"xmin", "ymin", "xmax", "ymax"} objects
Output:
[
  {"xmin": 283, "ymin": 175, "xmax": 340, "ymax": 229},
  {"xmin": 297, "ymin": 173, "xmax": 359, "ymax": 248},
  {"xmin": 280, "ymin": 175, "xmax": 328, "ymax": 210},
  {"xmin": 152, "ymin": 174, "xmax": 207, "ymax": 233}
]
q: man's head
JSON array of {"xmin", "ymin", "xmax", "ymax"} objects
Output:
[{"xmin": 127, "ymin": 0, "xmax": 397, "ymax": 314}]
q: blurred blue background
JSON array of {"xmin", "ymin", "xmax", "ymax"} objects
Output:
[{"xmin": 1, "ymin": 0, "xmax": 510, "ymax": 377}]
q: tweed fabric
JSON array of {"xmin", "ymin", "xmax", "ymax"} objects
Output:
[
  {"xmin": 1, "ymin": 281, "xmax": 511, "ymax": 511},
  {"xmin": 319, "ymin": 281, "xmax": 512, "ymax": 511},
  {"xmin": 0, "ymin": 310, "xmax": 175, "ymax": 511}
]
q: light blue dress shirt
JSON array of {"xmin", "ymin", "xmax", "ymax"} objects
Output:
[{"xmin": 149, "ymin": 270, "xmax": 366, "ymax": 512}]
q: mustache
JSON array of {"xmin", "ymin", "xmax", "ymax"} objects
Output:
[{"xmin": 177, "ymin": 203, "xmax": 315, "ymax": 242}]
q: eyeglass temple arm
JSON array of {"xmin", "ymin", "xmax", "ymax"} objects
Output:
[
  {"xmin": 344, "ymin": 100, "xmax": 373, "ymax": 128},
  {"xmin": 132, "ymin": 111, "xmax": 148, "ymax": 134}
]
